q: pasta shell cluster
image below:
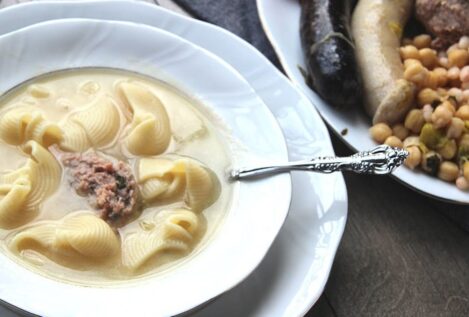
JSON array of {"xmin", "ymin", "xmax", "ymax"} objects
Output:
[
  {"xmin": 122, "ymin": 208, "xmax": 198, "ymax": 270},
  {"xmin": 60, "ymin": 96, "xmax": 121, "ymax": 152},
  {"xmin": 138, "ymin": 157, "xmax": 219, "ymax": 212},
  {"xmin": 0, "ymin": 79, "xmax": 222, "ymax": 276},
  {"xmin": 0, "ymin": 106, "xmax": 62, "ymax": 148},
  {"xmin": 118, "ymin": 82, "xmax": 171, "ymax": 156},
  {"xmin": 10, "ymin": 212, "xmax": 119, "ymax": 259},
  {"xmin": 0, "ymin": 141, "xmax": 61, "ymax": 229}
]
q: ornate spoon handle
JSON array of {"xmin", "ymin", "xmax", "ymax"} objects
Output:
[{"xmin": 230, "ymin": 145, "xmax": 408, "ymax": 180}]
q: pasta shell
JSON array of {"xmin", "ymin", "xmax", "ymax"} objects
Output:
[
  {"xmin": 126, "ymin": 114, "xmax": 170, "ymax": 156},
  {"xmin": 183, "ymin": 160, "xmax": 217, "ymax": 212},
  {"xmin": 60, "ymin": 120, "xmax": 90, "ymax": 152},
  {"xmin": 59, "ymin": 96, "xmax": 120, "ymax": 151},
  {"xmin": 10, "ymin": 224, "xmax": 56, "ymax": 252},
  {"xmin": 0, "ymin": 141, "xmax": 60, "ymax": 229},
  {"xmin": 23, "ymin": 141, "xmax": 62, "ymax": 212},
  {"xmin": 118, "ymin": 82, "xmax": 171, "ymax": 156},
  {"xmin": 0, "ymin": 177, "xmax": 32, "ymax": 228},
  {"xmin": 138, "ymin": 158, "xmax": 178, "ymax": 182},
  {"xmin": 137, "ymin": 157, "xmax": 218, "ymax": 209},
  {"xmin": 0, "ymin": 107, "xmax": 62, "ymax": 147},
  {"xmin": 122, "ymin": 209, "xmax": 198, "ymax": 270},
  {"xmin": 24, "ymin": 113, "xmax": 62, "ymax": 147},
  {"xmin": 1, "ymin": 166, "xmax": 31, "ymax": 184},
  {"xmin": 159, "ymin": 173, "xmax": 186, "ymax": 200},
  {"xmin": 0, "ymin": 107, "xmax": 32, "ymax": 145},
  {"xmin": 71, "ymin": 96, "xmax": 120, "ymax": 148},
  {"xmin": 137, "ymin": 158, "xmax": 186, "ymax": 202},
  {"xmin": 57, "ymin": 214, "xmax": 119, "ymax": 258},
  {"xmin": 140, "ymin": 178, "xmax": 170, "ymax": 201},
  {"xmin": 10, "ymin": 213, "xmax": 119, "ymax": 260}
]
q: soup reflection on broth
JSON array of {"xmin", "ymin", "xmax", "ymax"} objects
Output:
[{"xmin": 0, "ymin": 69, "xmax": 233, "ymax": 284}]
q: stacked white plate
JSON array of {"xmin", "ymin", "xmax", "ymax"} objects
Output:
[{"xmin": 0, "ymin": 1, "xmax": 347, "ymax": 316}]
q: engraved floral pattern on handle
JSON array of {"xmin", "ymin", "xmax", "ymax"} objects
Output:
[{"xmin": 230, "ymin": 145, "xmax": 409, "ymax": 180}]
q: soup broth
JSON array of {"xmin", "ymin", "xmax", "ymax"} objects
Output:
[{"xmin": 0, "ymin": 69, "xmax": 233, "ymax": 284}]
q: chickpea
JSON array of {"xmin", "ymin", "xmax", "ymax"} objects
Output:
[
  {"xmin": 462, "ymin": 89, "xmax": 469, "ymax": 102},
  {"xmin": 447, "ymin": 44, "xmax": 460, "ymax": 55},
  {"xmin": 458, "ymin": 133, "xmax": 469, "ymax": 147},
  {"xmin": 369, "ymin": 123, "xmax": 392, "ymax": 143},
  {"xmin": 404, "ymin": 58, "xmax": 422, "ymax": 68},
  {"xmin": 404, "ymin": 146, "xmax": 422, "ymax": 169},
  {"xmin": 448, "ymin": 49, "xmax": 469, "ymax": 68},
  {"xmin": 422, "ymin": 104, "xmax": 434, "ymax": 122},
  {"xmin": 448, "ymin": 87, "xmax": 463, "ymax": 104},
  {"xmin": 413, "ymin": 34, "xmax": 432, "ymax": 49},
  {"xmin": 462, "ymin": 82, "xmax": 469, "ymax": 91},
  {"xmin": 432, "ymin": 105, "xmax": 453, "ymax": 128},
  {"xmin": 456, "ymin": 176, "xmax": 469, "ymax": 190},
  {"xmin": 384, "ymin": 136, "xmax": 403, "ymax": 148},
  {"xmin": 459, "ymin": 36, "xmax": 469, "ymax": 50},
  {"xmin": 404, "ymin": 63, "xmax": 428, "ymax": 85},
  {"xmin": 437, "ymin": 88, "xmax": 447, "ymax": 96},
  {"xmin": 463, "ymin": 162, "xmax": 469, "ymax": 182},
  {"xmin": 404, "ymin": 109, "xmax": 425, "ymax": 133},
  {"xmin": 460, "ymin": 66, "xmax": 469, "ymax": 83},
  {"xmin": 438, "ymin": 140, "xmax": 457, "ymax": 160},
  {"xmin": 441, "ymin": 100, "xmax": 456, "ymax": 115},
  {"xmin": 423, "ymin": 71, "xmax": 439, "ymax": 89},
  {"xmin": 400, "ymin": 45, "xmax": 420, "ymax": 60},
  {"xmin": 433, "ymin": 67, "xmax": 448, "ymax": 86},
  {"xmin": 437, "ymin": 161, "xmax": 459, "ymax": 182},
  {"xmin": 447, "ymin": 67, "xmax": 460, "ymax": 81},
  {"xmin": 417, "ymin": 88, "xmax": 439, "ymax": 107},
  {"xmin": 392, "ymin": 124, "xmax": 409, "ymax": 140},
  {"xmin": 419, "ymin": 48, "xmax": 438, "ymax": 68},
  {"xmin": 438, "ymin": 57, "xmax": 449, "ymax": 68},
  {"xmin": 455, "ymin": 105, "xmax": 469, "ymax": 120},
  {"xmin": 446, "ymin": 117, "xmax": 465, "ymax": 139}
]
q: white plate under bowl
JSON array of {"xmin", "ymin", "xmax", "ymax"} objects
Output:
[
  {"xmin": 0, "ymin": 19, "xmax": 291, "ymax": 317},
  {"xmin": 0, "ymin": 1, "xmax": 348, "ymax": 316},
  {"xmin": 257, "ymin": 0, "xmax": 469, "ymax": 204}
]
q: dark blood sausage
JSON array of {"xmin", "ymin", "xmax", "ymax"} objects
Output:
[
  {"xmin": 300, "ymin": 0, "xmax": 362, "ymax": 109},
  {"xmin": 61, "ymin": 152, "xmax": 138, "ymax": 227},
  {"xmin": 416, "ymin": 0, "xmax": 469, "ymax": 49}
]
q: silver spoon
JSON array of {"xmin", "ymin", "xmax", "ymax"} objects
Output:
[{"xmin": 230, "ymin": 145, "xmax": 408, "ymax": 180}]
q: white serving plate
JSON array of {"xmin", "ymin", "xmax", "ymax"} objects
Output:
[
  {"xmin": 257, "ymin": 0, "xmax": 469, "ymax": 204},
  {"xmin": 0, "ymin": 19, "xmax": 291, "ymax": 317},
  {"xmin": 0, "ymin": 1, "xmax": 348, "ymax": 316}
]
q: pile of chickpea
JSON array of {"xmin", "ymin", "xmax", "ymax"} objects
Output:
[{"xmin": 369, "ymin": 34, "xmax": 469, "ymax": 190}]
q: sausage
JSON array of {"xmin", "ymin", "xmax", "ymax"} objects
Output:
[
  {"xmin": 352, "ymin": 0, "xmax": 416, "ymax": 125},
  {"xmin": 300, "ymin": 0, "xmax": 363, "ymax": 110}
]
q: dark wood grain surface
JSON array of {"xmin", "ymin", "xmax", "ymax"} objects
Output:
[
  {"xmin": 307, "ymin": 134, "xmax": 469, "ymax": 317},
  {"xmin": 0, "ymin": 1, "xmax": 468, "ymax": 316}
]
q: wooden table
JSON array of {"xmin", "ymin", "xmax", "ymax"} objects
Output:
[{"xmin": 0, "ymin": 1, "xmax": 468, "ymax": 316}]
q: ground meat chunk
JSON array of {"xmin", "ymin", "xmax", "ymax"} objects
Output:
[
  {"xmin": 61, "ymin": 152, "xmax": 138, "ymax": 227},
  {"xmin": 416, "ymin": 0, "xmax": 469, "ymax": 48}
]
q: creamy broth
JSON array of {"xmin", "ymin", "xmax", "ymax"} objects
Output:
[{"xmin": 0, "ymin": 69, "xmax": 233, "ymax": 284}]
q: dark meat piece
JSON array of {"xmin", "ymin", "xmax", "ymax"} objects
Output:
[
  {"xmin": 300, "ymin": 0, "xmax": 363, "ymax": 110},
  {"xmin": 61, "ymin": 152, "xmax": 138, "ymax": 227},
  {"xmin": 416, "ymin": 0, "xmax": 469, "ymax": 48}
]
